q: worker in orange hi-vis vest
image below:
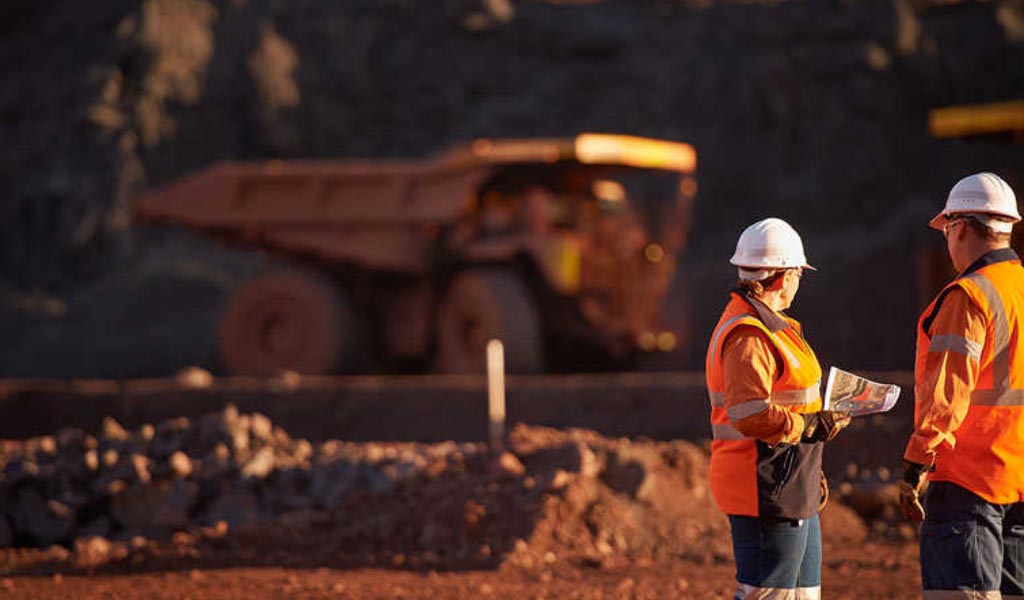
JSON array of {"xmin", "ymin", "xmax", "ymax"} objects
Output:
[
  {"xmin": 900, "ymin": 172, "xmax": 1024, "ymax": 599},
  {"xmin": 706, "ymin": 218, "xmax": 850, "ymax": 600}
]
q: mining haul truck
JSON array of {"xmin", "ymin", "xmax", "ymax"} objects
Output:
[{"xmin": 135, "ymin": 134, "xmax": 698, "ymax": 376}]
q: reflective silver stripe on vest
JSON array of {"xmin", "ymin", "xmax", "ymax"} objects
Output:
[
  {"xmin": 922, "ymin": 590, "xmax": 1001, "ymax": 599},
  {"xmin": 970, "ymin": 388, "xmax": 1024, "ymax": 407},
  {"xmin": 966, "ymin": 273, "xmax": 1011, "ymax": 389},
  {"xmin": 929, "ymin": 334, "xmax": 982, "ymax": 361},
  {"xmin": 771, "ymin": 331, "xmax": 801, "ymax": 369},
  {"xmin": 769, "ymin": 383, "xmax": 820, "ymax": 406},
  {"xmin": 712, "ymin": 423, "xmax": 752, "ymax": 440},
  {"xmin": 964, "ymin": 272, "xmax": 1022, "ymax": 406},
  {"xmin": 709, "ymin": 314, "xmax": 759, "ymax": 370},
  {"xmin": 710, "ymin": 383, "xmax": 819, "ymax": 411},
  {"xmin": 726, "ymin": 399, "xmax": 769, "ymax": 421}
]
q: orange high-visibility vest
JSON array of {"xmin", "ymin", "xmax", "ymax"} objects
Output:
[
  {"xmin": 916, "ymin": 255, "xmax": 1024, "ymax": 504},
  {"xmin": 705, "ymin": 293, "xmax": 823, "ymax": 518}
]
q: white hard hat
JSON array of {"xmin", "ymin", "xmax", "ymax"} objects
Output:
[
  {"xmin": 930, "ymin": 172, "xmax": 1020, "ymax": 233},
  {"xmin": 730, "ymin": 218, "xmax": 814, "ymax": 278}
]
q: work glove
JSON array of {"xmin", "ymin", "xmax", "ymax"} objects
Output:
[
  {"xmin": 899, "ymin": 460, "xmax": 929, "ymax": 522},
  {"xmin": 800, "ymin": 411, "xmax": 851, "ymax": 443}
]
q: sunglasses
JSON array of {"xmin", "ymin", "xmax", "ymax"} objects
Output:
[{"xmin": 943, "ymin": 219, "xmax": 965, "ymax": 238}]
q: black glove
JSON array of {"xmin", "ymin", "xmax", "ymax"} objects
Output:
[
  {"xmin": 899, "ymin": 460, "xmax": 929, "ymax": 522},
  {"xmin": 800, "ymin": 411, "xmax": 851, "ymax": 443}
]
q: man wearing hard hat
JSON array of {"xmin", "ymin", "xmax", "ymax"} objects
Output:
[
  {"xmin": 899, "ymin": 172, "xmax": 1024, "ymax": 599},
  {"xmin": 706, "ymin": 218, "xmax": 850, "ymax": 600}
]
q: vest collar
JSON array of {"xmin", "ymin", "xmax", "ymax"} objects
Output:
[
  {"xmin": 922, "ymin": 247, "xmax": 1021, "ymax": 334},
  {"xmin": 731, "ymin": 290, "xmax": 790, "ymax": 333},
  {"xmin": 962, "ymin": 247, "xmax": 1020, "ymax": 277}
]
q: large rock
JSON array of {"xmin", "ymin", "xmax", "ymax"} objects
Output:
[
  {"xmin": 240, "ymin": 446, "xmax": 275, "ymax": 479},
  {"xmin": 248, "ymin": 413, "xmax": 274, "ymax": 443},
  {"xmin": 100, "ymin": 417, "xmax": 128, "ymax": 442},
  {"xmin": 151, "ymin": 417, "xmax": 190, "ymax": 458},
  {"xmin": 71, "ymin": 536, "xmax": 128, "ymax": 570},
  {"xmin": 310, "ymin": 461, "xmax": 359, "ymax": 509},
  {"xmin": 72, "ymin": 536, "xmax": 112, "ymax": 570},
  {"xmin": 7, "ymin": 487, "xmax": 75, "ymax": 546},
  {"xmin": 194, "ymin": 405, "xmax": 249, "ymax": 458},
  {"xmin": 110, "ymin": 480, "xmax": 198, "ymax": 533},
  {"xmin": 167, "ymin": 451, "xmax": 193, "ymax": 478}
]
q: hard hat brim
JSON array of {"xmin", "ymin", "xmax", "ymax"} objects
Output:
[
  {"xmin": 930, "ymin": 210, "xmax": 1020, "ymax": 232},
  {"xmin": 731, "ymin": 260, "xmax": 816, "ymax": 271}
]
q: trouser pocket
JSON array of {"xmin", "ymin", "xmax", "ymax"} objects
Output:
[
  {"xmin": 1004, "ymin": 505, "xmax": 1024, "ymax": 596},
  {"xmin": 921, "ymin": 482, "xmax": 1004, "ymax": 592},
  {"xmin": 920, "ymin": 519, "xmax": 995, "ymax": 591}
]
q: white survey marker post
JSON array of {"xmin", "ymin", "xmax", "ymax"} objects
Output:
[{"xmin": 486, "ymin": 339, "xmax": 506, "ymax": 452}]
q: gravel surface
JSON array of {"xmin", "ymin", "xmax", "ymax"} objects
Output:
[{"xmin": 0, "ymin": 406, "xmax": 921, "ymax": 597}]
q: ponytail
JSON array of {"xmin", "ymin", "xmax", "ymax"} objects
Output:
[{"xmin": 737, "ymin": 270, "xmax": 785, "ymax": 297}]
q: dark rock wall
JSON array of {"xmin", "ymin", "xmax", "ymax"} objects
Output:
[{"xmin": 2, "ymin": 0, "xmax": 1022, "ymax": 373}]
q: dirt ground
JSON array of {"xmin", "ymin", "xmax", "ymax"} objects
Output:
[
  {"xmin": 0, "ymin": 412, "xmax": 924, "ymax": 599},
  {"xmin": 0, "ymin": 537, "xmax": 920, "ymax": 600}
]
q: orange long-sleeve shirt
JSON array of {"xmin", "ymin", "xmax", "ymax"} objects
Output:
[
  {"xmin": 904, "ymin": 288, "xmax": 986, "ymax": 467},
  {"xmin": 721, "ymin": 327, "xmax": 806, "ymax": 445}
]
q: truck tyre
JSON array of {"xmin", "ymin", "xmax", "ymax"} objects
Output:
[
  {"xmin": 435, "ymin": 270, "xmax": 544, "ymax": 374},
  {"xmin": 217, "ymin": 269, "xmax": 356, "ymax": 376}
]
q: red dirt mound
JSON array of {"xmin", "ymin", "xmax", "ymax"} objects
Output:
[{"xmin": 1, "ymin": 409, "xmax": 875, "ymax": 577}]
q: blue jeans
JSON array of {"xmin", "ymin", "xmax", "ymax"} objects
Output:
[
  {"xmin": 921, "ymin": 481, "xmax": 1024, "ymax": 597},
  {"xmin": 728, "ymin": 514, "xmax": 821, "ymax": 599}
]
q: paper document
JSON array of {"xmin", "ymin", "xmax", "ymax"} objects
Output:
[{"xmin": 822, "ymin": 367, "xmax": 901, "ymax": 417}]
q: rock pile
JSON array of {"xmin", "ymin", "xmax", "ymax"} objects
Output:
[
  {"xmin": 0, "ymin": 407, "xmax": 742, "ymax": 571},
  {"xmin": 0, "ymin": 405, "xmax": 464, "ymax": 548},
  {"xmin": 0, "ymin": 407, "xmax": 874, "ymax": 574}
]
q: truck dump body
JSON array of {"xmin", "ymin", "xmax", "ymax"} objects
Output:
[{"xmin": 137, "ymin": 160, "xmax": 485, "ymax": 273}]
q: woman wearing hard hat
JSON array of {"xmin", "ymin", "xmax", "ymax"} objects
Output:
[{"xmin": 705, "ymin": 217, "xmax": 850, "ymax": 599}]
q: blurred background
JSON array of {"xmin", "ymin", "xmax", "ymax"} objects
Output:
[
  {"xmin": 1, "ymin": 0, "xmax": 1022, "ymax": 379},
  {"xmin": 2, "ymin": 4, "xmax": 1024, "ymax": 588}
]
